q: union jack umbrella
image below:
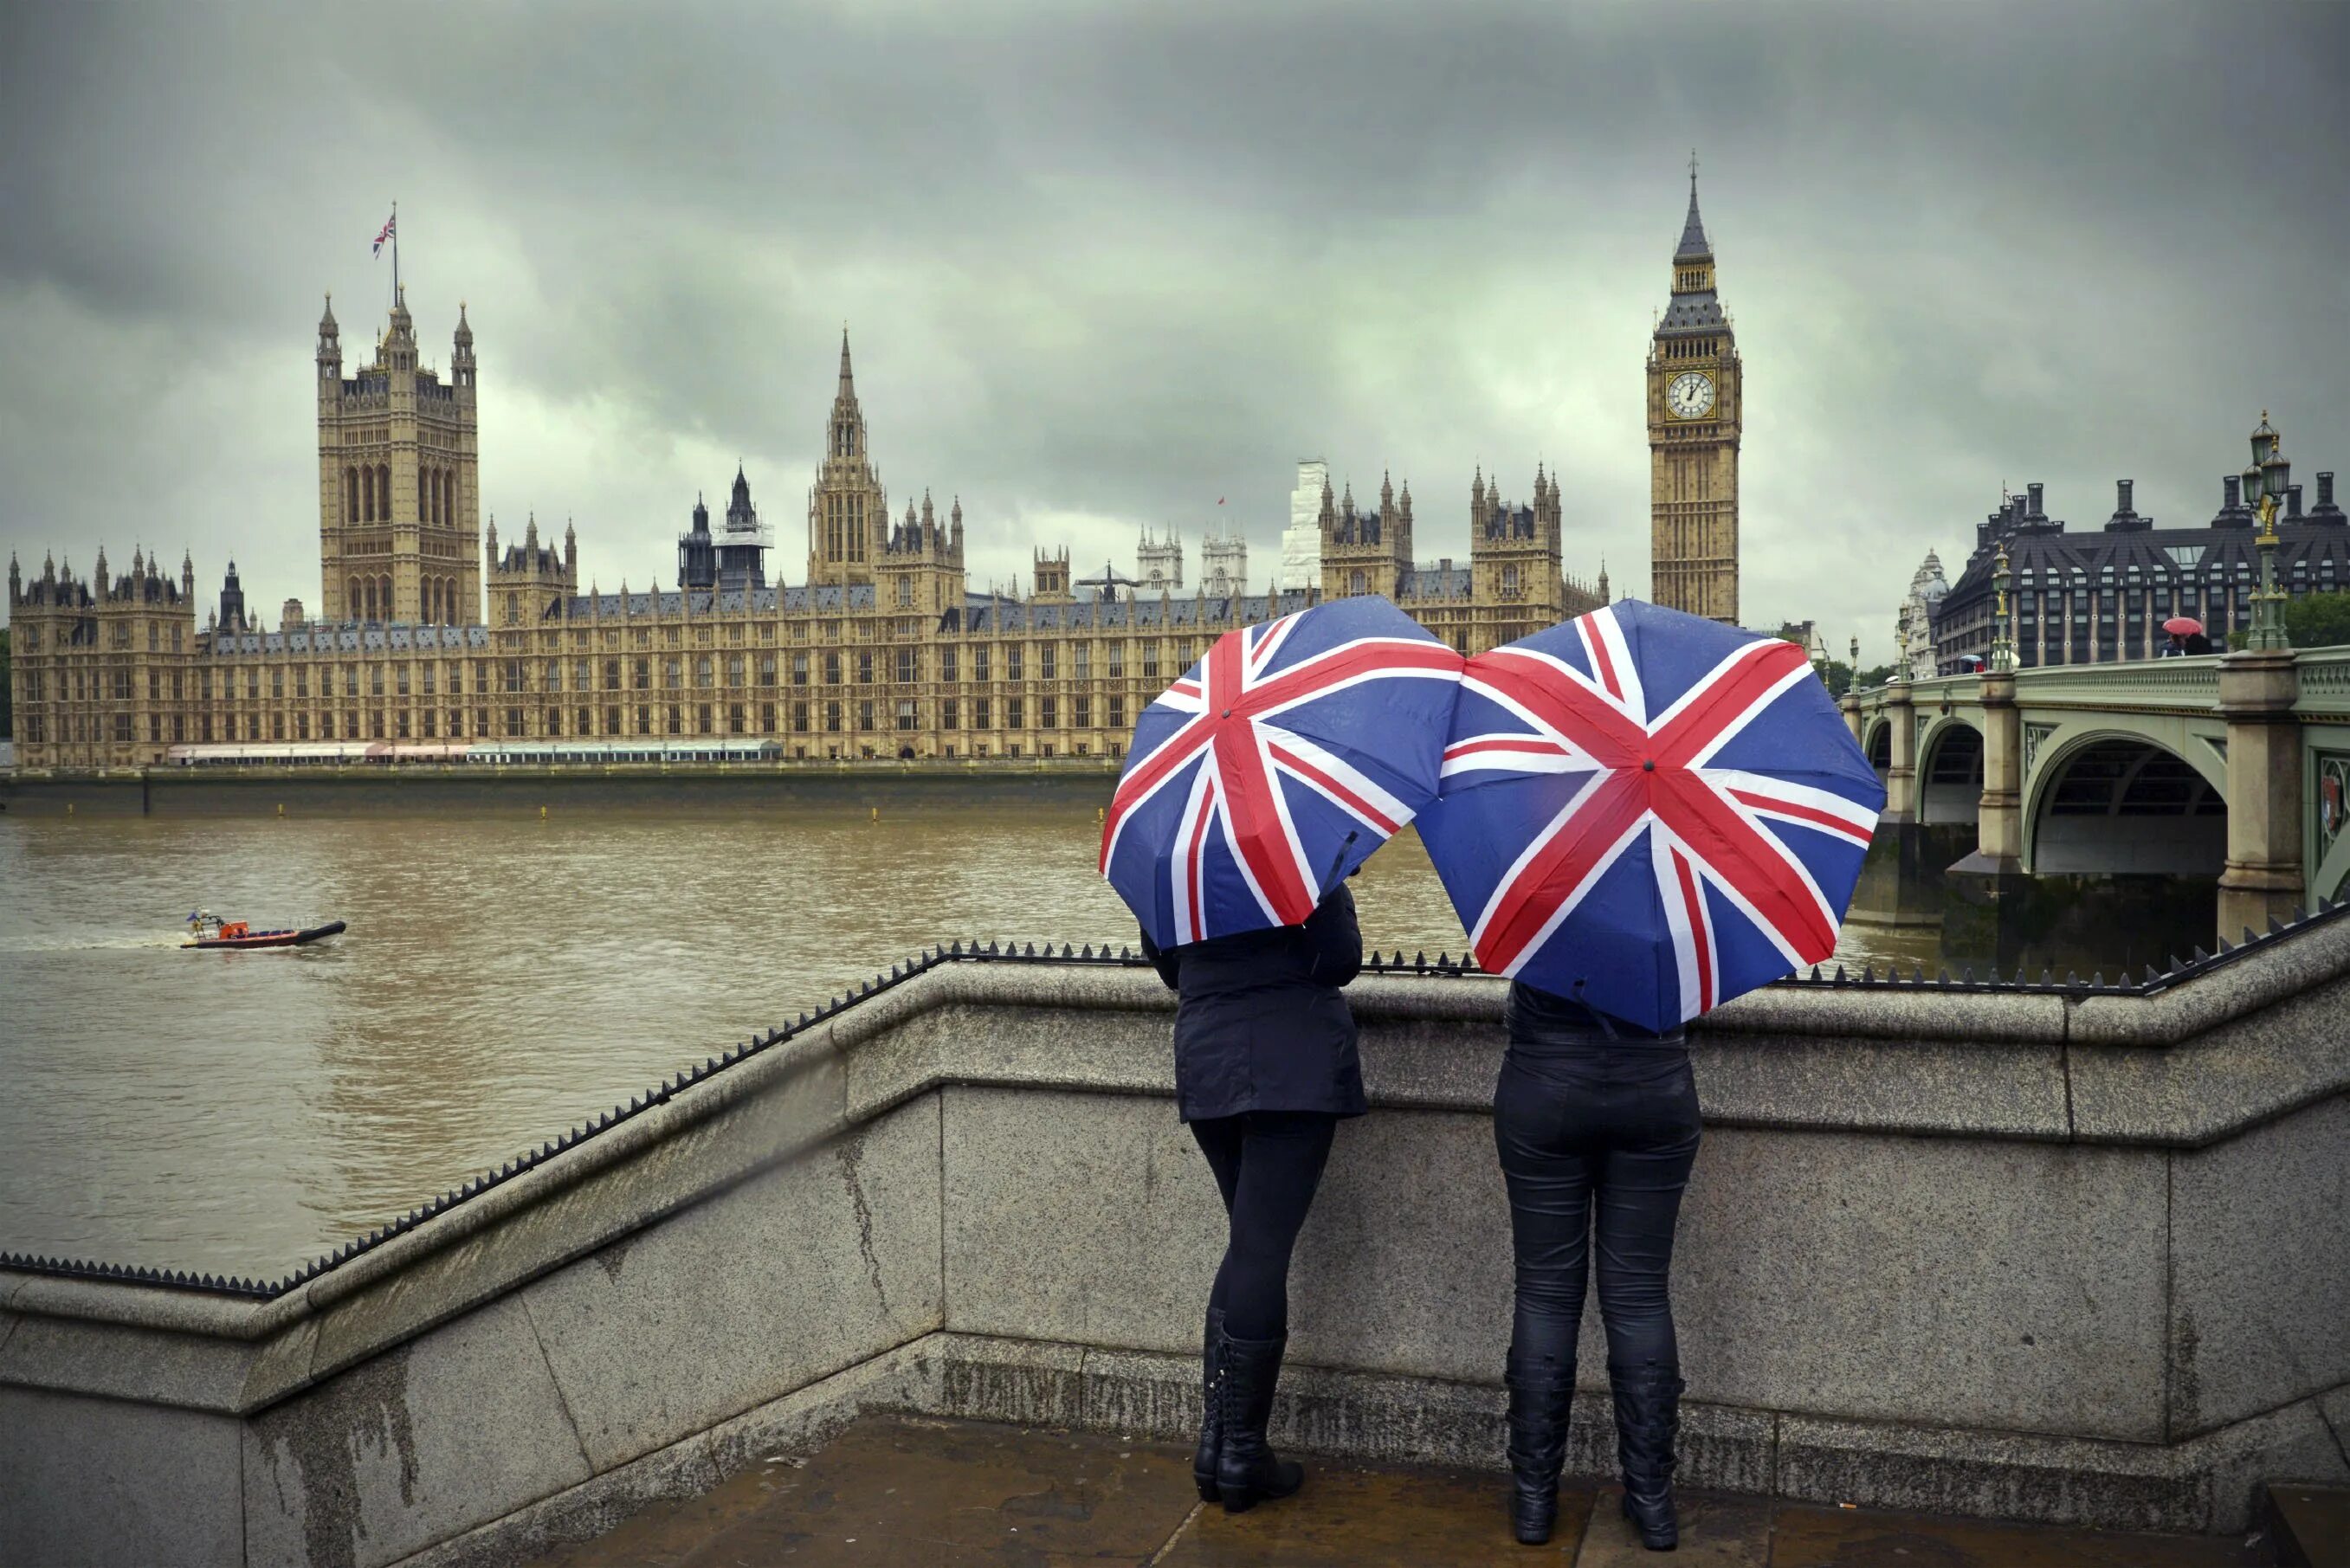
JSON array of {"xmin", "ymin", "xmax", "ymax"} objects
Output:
[
  {"xmin": 1101, "ymin": 596, "xmax": 1463, "ymax": 949},
  {"xmin": 1416, "ymin": 600, "xmax": 1884, "ymax": 1033}
]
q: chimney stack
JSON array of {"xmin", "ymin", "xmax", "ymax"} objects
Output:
[
  {"xmin": 2289, "ymin": 484, "xmax": 2303, "ymax": 519},
  {"xmin": 2026, "ymin": 481, "xmax": 2044, "ymax": 517},
  {"xmin": 2116, "ymin": 479, "xmax": 2134, "ymax": 514},
  {"xmin": 2317, "ymin": 472, "xmax": 2341, "ymax": 517},
  {"xmin": 2224, "ymin": 474, "xmax": 2242, "ymax": 509}
]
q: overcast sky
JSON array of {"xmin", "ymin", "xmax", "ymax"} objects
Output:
[{"xmin": 3, "ymin": 1, "xmax": 2344, "ymax": 662}]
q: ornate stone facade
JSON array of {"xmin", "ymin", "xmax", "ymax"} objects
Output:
[
  {"xmin": 1648, "ymin": 168, "xmax": 1742, "ymax": 623},
  {"xmin": 9, "ymin": 322, "xmax": 1605, "ymax": 770},
  {"xmin": 316, "ymin": 287, "xmax": 481, "ymax": 628}
]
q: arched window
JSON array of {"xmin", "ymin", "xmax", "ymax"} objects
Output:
[
  {"xmin": 377, "ymin": 465, "xmax": 391, "ymax": 521},
  {"xmin": 361, "ymin": 467, "xmax": 374, "ymax": 522},
  {"xmin": 1350, "ymin": 569, "xmax": 1367, "ymax": 596},
  {"xmin": 442, "ymin": 471, "xmax": 454, "ymax": 526},
  {"xmin": 347, "ymin": 577, "xmax": 361, "ymax": 618},
  {"xmin": 380, "ymin": 574, "xmax": 393, "ymax": 621},
  {"xmin": 345, "ymin": 468, "xmax": 358, "ymax": 525},
  {"xmin": 362, "ymin": 580, "xmax": 377, "ymax": 621}
]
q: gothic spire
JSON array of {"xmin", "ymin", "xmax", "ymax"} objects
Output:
[
  {"xmin": 1675, "ymin": 150, "xmax": 1712, "ymax": 261},
  {"xmin": 838, "ymin": 328, "xmax": 856, "ymax": 399}
]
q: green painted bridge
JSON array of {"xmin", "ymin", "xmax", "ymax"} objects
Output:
[{"xmin": 1844, "ymin": 647, "xmax": 2350, "ymax": 938}]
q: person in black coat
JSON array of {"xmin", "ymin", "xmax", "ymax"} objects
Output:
[
  {"xmin": 1139, "ymin": 882, "xmax": 1365, "ymax": 1514},
  {"xmin": 1495, "ymin": 980, "xmax": 1701, "ymax": 1551}
]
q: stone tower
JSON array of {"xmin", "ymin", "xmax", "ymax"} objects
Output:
[
  {"xmin": 807, "ymin": 331, "xmax": 887, "ymax": 587},
  {"xmin": 1320, "ymin": 473, "xmax": 1412, "ymax": 600},
  {"xmin": 1647, "ymin": 162, "xmax": 1742, "ymax": 623},
  {"xmin": 1470, "ymin": 464, "xmax": 1563, "ymax": 610},
  {"xmin": 1200, "ymin": 523, "xmax": 1248, "ymax": 599},
  {"xmin": 317, "ymin": 288, "xmax": 481, "ymax": 625},
  {"xmin": 1137, "ymin": 526, "xmax": 1185, "ymax": 593},
  {"xmin": 487, "ymin": 513, "xmax": 578, "ymax": 627}
]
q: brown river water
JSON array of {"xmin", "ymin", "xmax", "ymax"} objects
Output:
[{"xmin": 0, "ymin": 789, "xmax": 1949, "ymax": 1280}]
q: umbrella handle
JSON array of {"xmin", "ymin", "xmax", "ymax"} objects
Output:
[{"xmin": 1319, "ymin": 830, "xmax": 1360, "ymax": 900}]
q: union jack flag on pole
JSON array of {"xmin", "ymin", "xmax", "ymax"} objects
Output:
[
  {"xmin": 1101, "ymin": 595, "xmax": 1462, "ymax": 949},
  {"xmin": 1416, "ymin": 600, "xmax": 1883, "ymax": 1033},
  {"xmin": 372, "ymin": 211, "xmax": 396, "ymax": 257}
]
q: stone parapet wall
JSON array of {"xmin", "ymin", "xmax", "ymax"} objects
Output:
[{"xmin": 3, "ymin": 930, "xmax": 2347, "ymax": 1565}]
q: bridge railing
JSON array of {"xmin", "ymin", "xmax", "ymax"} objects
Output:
[
  {"xmin": 2008, "ymin": 656, "xmax": 2223, "ymax": 707},
  {"xmin": 2293, "ymin": 646, "xmax": 2350, "ymax": 716}
]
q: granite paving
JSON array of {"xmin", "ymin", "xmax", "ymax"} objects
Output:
[{"xmin": 521, "ymin": 1415, "xmax": 2278, "ymax": 1567}]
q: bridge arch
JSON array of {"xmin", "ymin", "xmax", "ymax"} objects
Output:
[
  {"xmin": 1863, "ymin": 719, "xmax": 1892, "ymax": 779},
  {"xmin": 2024, "ymin": 730, "xmax": 2226, "ymax": 876},
  {"xmin": 1917, "ymin": 716, "xmax": 1984, "ymax": 827}
]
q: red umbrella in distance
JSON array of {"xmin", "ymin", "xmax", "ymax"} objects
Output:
[{"xmin": 2163, "ymin": 616, "xmax": 2203, "ymax": 636}]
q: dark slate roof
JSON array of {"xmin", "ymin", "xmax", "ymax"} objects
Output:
[
  {"xmin": 1675, "ymin": 184, "xmax": 1712, "ymax": 261},
  {"xmin": 959, "ymin": 589, "xmax": 1314, "ymax": 636},
  {"xmin": 1398, "ymin": 566, "xmax": 1473, "ymax": 601},
  {"xmin": 1658, "ymin": 291, "xmax": 1726, "ymax": 334},
  {"xmin": 1940, "ymin": 517, "xmax": 2350, "ymax": 620},
  {"xmin": 210, "ymin": 621, "xmax": 490, "ymax": 656}
]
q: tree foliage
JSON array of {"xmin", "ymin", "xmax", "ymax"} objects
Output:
[{"xmin": 2285, "ymin": 591, "xmax": 2350, "ymax": 650}]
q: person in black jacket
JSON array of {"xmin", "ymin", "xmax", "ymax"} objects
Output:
[
  {"xmin": 1139, "ymin": 882, "xmax": 1365, "ymax": 1514},
  {"xmin": 1495, "ymin": 980, "xmax": 1701, "ymax": 1551}
]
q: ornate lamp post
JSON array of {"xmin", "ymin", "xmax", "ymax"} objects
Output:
[
  {"xmin": 1894, "ymin": 614, "xmax": 1910, "ymax": 684},
  {"xmin": 2243, "ymin": 412, "xmax": 2293, "ymax": 652},
  {"xmin": 1989, "ymin": 539, "xmax": 2018, "ymax": 673}
]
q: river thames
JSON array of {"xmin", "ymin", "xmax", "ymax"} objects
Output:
[{"xmin": 0, "ymin": 790, "xmax": 2158, "ymax": 1280}]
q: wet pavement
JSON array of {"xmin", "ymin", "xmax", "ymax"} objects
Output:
[{"xmin": 523, "ymin": 1415, "xmax": 2273, "ymax": 1567}]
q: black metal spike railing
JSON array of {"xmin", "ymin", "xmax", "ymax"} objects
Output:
[{"xmin": 7, "ymin": 892, "xmax": 2346, "ymax": 1302}]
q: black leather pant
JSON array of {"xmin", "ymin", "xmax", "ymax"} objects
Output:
[
  {"xmin": 1191, "ymin": 1111, "xmax": 1339, "ymax": 1340},
  {"xmin": 1493, "ymin": 1041, "xmax": 1701, "ymax": 1374}
]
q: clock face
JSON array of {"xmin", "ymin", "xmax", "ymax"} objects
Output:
[{"xmin": 1666, "ymin": 371, "xmax": 1716, "ymax": 420}]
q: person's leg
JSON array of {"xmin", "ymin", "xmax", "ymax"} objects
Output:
[
  {"xmin": 1186, "ymin": 1114, "xmax": 1248, "ymax": 1501},
  {"xmin": 1213, "ymin": 1110, "xmax": 1337, "ymax": 1513},
  {"xmin": 1494, "ymin": 1060, "xmax": 1596, "ymax": 1545},
  {"xmin": 1591, "ymin": 1056, "xmax": 1702, "ymax": 1551},
  {"xmin": 1216, "ymin": 1112, "xmax": 1336, "ymax": 1339}
]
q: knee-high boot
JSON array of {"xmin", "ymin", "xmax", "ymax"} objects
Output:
[
  {"xmin": 1611, "ymin": 1361, "xmax": 1685, "ymax": 1551},
  {"xmin": 1192, "ymin": 1306, "xmax": 1226, "ymax": 1502},
  {"xmin": 1503, "ymin": 1342, "xmax": 1577, "ymax": 1545},
  {"xmin": 1214, "ymin": 1329, "xmax": 1304, "ymax": 1513}
]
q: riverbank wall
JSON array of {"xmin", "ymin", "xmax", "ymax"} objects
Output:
[
  {"xmin": 0, "ymin": 761, "xmax": 1120, "ymax": 816},
  {"xmin": 3, "ymin": 925, "xmax": 2347, "ymax": 1566}
]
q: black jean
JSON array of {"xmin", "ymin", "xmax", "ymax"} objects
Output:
[
  {"xmin": 1493, "ymin": 1042, "xmax": 1701, "ymax": 1374},
  {"xmin": 1190, "ymin": 1110, "xmax": 1339, "ymax": 1340}
]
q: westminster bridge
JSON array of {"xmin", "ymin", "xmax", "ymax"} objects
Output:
[{"xmin": 1843, "ymin": 645, "xmax": 2350, "ymax": 944}]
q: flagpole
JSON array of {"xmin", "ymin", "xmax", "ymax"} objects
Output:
[{"xmin": 391, "ymin": 200, "xmax": 400, "ymax": 300}]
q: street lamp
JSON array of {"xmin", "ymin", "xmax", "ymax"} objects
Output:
[
  {"xmin": 2243, "ymin": 412, "xmax": 2292, "ymax": 652},
  {"xmin": 1894, "ymin": 613, "xmax": 1910, "ymax": 684},
  {"xmin": 1990, "ymin": 539, "xmax": 2018, "ymax": 673}
]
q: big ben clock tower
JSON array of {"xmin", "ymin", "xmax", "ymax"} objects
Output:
[{"xmin": 1647, "ymin": 159, "xmax": 1742, "ymax": 623}]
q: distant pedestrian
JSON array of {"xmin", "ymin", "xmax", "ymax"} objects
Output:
[
  {"xmin": 2159, "ymin": 631, "xmax": 2186, "ymax": 658},
  {"xmin": 2185, "ymin": 631, "xmax": 2215, "ymax": 655},
  {"xmin": 1139, "ymin": 881, "xmax": 1365, "ymax": 1515}
]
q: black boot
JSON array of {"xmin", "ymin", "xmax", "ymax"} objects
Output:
[
  {"xmin": 1214, "ymin": 1329, "xmax": 1304, "ymax": 1513},
  {"xmin": 1612, "ymin": 1361, "xmax": 1685, "ymax": 1551},
  {"xmin": 1504, "ymin": 1345, "xmax": 1577, "ymax": 1545},
  {"xmin": 1192, "ymin": 1306, "xmax": 1226, "ymax": 1502}
]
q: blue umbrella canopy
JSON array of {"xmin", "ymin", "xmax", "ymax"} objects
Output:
[
  {"xmin": 1417, "ymin": 600, "xmax": 1884, "ymax": 1032},
  {"xmin": 1100, "ymin": 595, "xmax": 1462, "ymax": 949}
]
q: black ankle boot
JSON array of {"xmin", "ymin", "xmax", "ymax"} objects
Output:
[
  {"xmin": 1192, "ymin": 1307, "xmax": 1226, "ymax": 1502},
  {"xmin": 1214, "ymin": 1329, "xmax": 1304, "ymax": 1513},
  {"xmin": 1504, "ymin": 1346, "xmax": 1576, "ymax": 1545},
  {"xmin": 1611, "ymin": 1361, "xmax": 1685, "ymax": 1551}
]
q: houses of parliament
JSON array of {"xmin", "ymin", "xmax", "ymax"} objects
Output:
[{"xmin": 7, "ymin": 180, "xmax": 1740, "ymax": 770}]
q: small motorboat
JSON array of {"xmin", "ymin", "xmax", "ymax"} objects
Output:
[{"xmin": 183, "ymin": 909, "xmax": 346, "ymax": 950}]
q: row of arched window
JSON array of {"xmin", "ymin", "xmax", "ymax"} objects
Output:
[
  {"xmin": 342, "ymin": 464, "xmax": 460, "ymax": 527},
  {"xmin": 345, "ymin": 573, "xmax": 467, "ymax": 624}
]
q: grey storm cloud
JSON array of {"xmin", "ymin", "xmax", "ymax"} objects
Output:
[{"xmin": 3, "ymin": 0, "xmax": 2345, "ymax": 659}]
